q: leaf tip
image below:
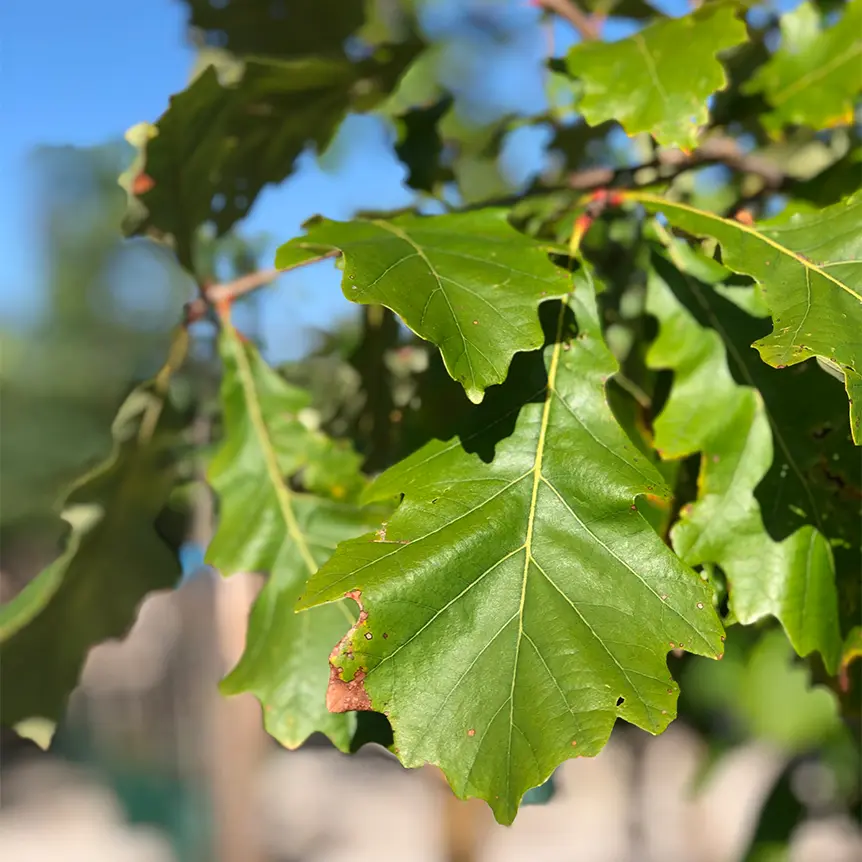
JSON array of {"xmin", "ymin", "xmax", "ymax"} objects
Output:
[{"xmin": 465, "ymin": 385, "xmax": 485, "ymax": 405}]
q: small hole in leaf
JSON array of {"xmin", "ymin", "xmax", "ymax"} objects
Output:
[{"xmin": 616, "ymin": 696, "xmax": 625, "ymax": 707}]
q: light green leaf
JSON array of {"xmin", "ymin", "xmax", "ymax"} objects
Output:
[
  {"xmin": 207, "ymin": 322, "xmax": 378, "ymax": 752},
  {"xmin": 744, "ymin": 0, "xmax": 862, "ymax": 134},
  {"xmin": 683, "ymin": 629, "xmax": 842, "ymax": 753},
  {"xmin": 0, "ymin": 379, "xmax": 183, "ymax": 728},
  {"xmin": 646, "ymin": 251, "xmax": 842, "ymax": 672},
  {"xmin": 647, "ymin": 236, "xmax": 859, "ymax": 627},
  {"xmin": 276, "ymin": 210, "xmax": 571, "ymax": 404},
  {"xmin": 566, "ymin": 5, "xmax": 748, "ymax": 149},
  {"xmin": 298, "ymin": 267, "xmax": 724, "ymax": 824},
  {"xmin": 629, "ymin": 191, "xmax": 862, "ymax": 444}
]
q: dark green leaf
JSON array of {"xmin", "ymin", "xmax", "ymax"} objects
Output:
[
  {"xmin": 744, "ymin": 0, "xmax": 862, "ymax": 134},
  {"xmin": 180, "ymin": 0, "xmax": 366, "ymax": 60},
  {"xmin": 276, "ymin": 210, "xmax": 571, "ymax": 403},
  {"xmin": 127, "ymin": 59, "xmax": 355, "ymax": 248},
  {"xmin": 566, "ymin": 5, "xmax": 748, "ymax": 149},
  {"xmin": 0, "ymin": 378, "xmax": 184, "ymax": 729},
  {"xmin": 207, "ymin": 322, "xmax": 379, "ymax": 752},
  {"xmin": 298, "ymin": 267, "xmax": 723, "ymax": 824}
]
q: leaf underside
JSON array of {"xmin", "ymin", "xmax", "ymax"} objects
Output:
[{"xmin": 299, "ymin": 267, "xmax": 724, "ymax": 824}]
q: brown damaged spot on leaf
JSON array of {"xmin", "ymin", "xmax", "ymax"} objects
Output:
[
  {"xmin": 326, "ymin": 588, "xmax": 373, "ymax": 713},
  {"xmin": 326, "ymin": 666, "xmax": 373, "ymax": 713}
]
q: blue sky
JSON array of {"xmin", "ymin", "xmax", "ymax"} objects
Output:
[
  {"xmin": 0, "ymin": 0, "xmax": 552, "ymax": 359},
  {"xmin": 1, "ymin": 0, "xmax": 800, "ymax": 361}
]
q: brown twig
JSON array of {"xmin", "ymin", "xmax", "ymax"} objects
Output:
[
  {"xmin": 534, "ymin": 0, "xmax": 602, "ymax": 41},
  {"xmin": 566, "ymin": 134, "xmax": 785, "ymax": 192},
  {"xmin": 183, "ymin": 250, "xmax": 339, "ymax": 324}
]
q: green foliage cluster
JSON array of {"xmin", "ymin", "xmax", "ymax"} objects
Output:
[{"xmin": 3, "ymin": 0, "xmax": 861, "ymax": 832}]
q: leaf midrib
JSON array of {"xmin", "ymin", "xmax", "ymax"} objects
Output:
[
  {"xmin": 771, "ymin": 39, "xmax": 862, "ymax": 105},
  {"xmin": 228, "ymin": 321, "xmax": 319, "ymax": 575},
  {"xmin": 628, "ymin": 192, "xmax": 862, "ymax": 306}
]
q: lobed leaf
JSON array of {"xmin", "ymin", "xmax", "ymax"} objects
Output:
[
  {"xmin": 298, "ymin": 266, "xmax": 723, "ymax": 824},
  {"xmin": 0, "ymin": 378, "xmax": 184, "ymax": 730},
  {"xmin": 744, "ymin": 0, "xmax": 862, "ymax": 134},
  {"xmin": 646, "ymin": 249, "xmax": 843, "ymax": 672},
  {"xmin": 276, "ymin": 210, "xmax": 571, "ymax": 404},
  {"xmin": 629, "ymin": 192, "xmax": 862, "ymax": 444},
  {"xmin": 126, "ymin": 59, "xmax": 355, "ymax": 247},
  {"xmin": 207, "ymin": 322, "xmax": 379, "ymax": 752},
  {"xmin": 566, "ymin": 5, "xmax": 748, "ymax": 149}
]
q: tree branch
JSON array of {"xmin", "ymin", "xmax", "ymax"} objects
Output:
[
  {"xmin": 183, "ymin": 250, "xmax": 339, "ymax": 324},
  {"xmin": 534, "ymin": 0, "xmax": 602, "ymax": 42},
  {"xmin": 566, "ymin": 135, "xmax": 785, "ymax": 192}
]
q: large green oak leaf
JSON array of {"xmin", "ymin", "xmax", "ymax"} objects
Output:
[
  {"xmin": 629, "ymin": 191, "xmax": 862, "ymax": 444},
  {"xmin": 0, "ymin": 378, "xmax": 183, "ymax": 730},
  {"xmin": 646, "ymin": 248, "xmax": 843, "ymax": 672},
  {"xmin": 566, "ymin": 5, "xmax": 748, "ymax": 149},
  {"xmin": 298, "ymin": 266, "xmax": 724, "ymax": 824},
  {"xmin": 276, "ymin": 210, "xmax": 571, "ymax": 404},
  {"xmin": 744, "ymin": 0, "xmax": 862, "ymax": 134},
  {"xmin": 207, "ymin": 322, "xmax": 383, "ymax": 752}
]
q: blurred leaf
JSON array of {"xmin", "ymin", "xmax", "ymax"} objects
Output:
[
  {"xmin": 298, "ymin": 269, "xmax": 723, "ymax": 825},
  {"xmin": 646, "ymin": 250, "xmax": 842, "ymax": 672},
  {"xmin": 0, "ymin": 375, "xmax": 185, "ymax": 728},
  {"xmin": 393, "ymin": 97, "xmax": 452, "ymax": 193},
  {"xmin": 566, "ymin": 5, "xmax": 748, "ymax": 149},
  {"xmin": 793, "ymin": 145, "xmax": 862, "ymax": 206},
  {"xmin": 2, "ymin": 144, "xmax": 186, "ymax": 527},
  {"xmin": 683, "ymin": 629, "xmax": 842, "ymax": 752},
  {"xmin": 180, "ymin": 0, "xmax": 366, "ymax": 60},
  {"xmin": 631, "ymin": 192, "xmax": 862, "ymax": 444},
  {"xmin": 207, "ymin": 321, "xmax": 382, "ymax": 751},
  {"xmin": 277, "ymin": 209, "xmax": 571, "ymax": 403},
  {"xmin": 127, "ymin": 59, "xmax": 355, "ymax": 252},
  {"xmin": 744, "ymin": 0, "xmax": 862, "ymax": 134}
]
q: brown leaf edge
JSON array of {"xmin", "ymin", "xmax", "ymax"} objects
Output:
[{"xmin": 326, "ymin": 590, "xmax": 373, "ymax": 713}]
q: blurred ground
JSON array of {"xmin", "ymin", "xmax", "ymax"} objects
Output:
[{"xmin": 1, "ymin": 574, "xmax": 860, "ymax": 862}]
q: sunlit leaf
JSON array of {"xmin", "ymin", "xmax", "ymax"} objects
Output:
[
  {"xmin": 629, "ymin": 192, "xmax": 862, "ymax": 444},
  {"xmin": 298, "ymin": 266, "xmax": 723, "ymax": 824},
  {"xmin": 277, "ymin": 209, "xmax": 571, "ymax": 403},
  {"xmin": 566, "ymin": 5, "xmax": 748, "ymax": 149},
  {"xmin": 646, "ymin": 249, "xmax": 842, "ymax": 672},
  {"xmin": 744, "ymin": 0, "xmax": 862, "ymax": 134}
]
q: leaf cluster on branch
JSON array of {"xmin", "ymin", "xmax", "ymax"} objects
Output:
[{"xmin": 3, "ymin": 0, "xmax": 861, "ymax": 827}]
